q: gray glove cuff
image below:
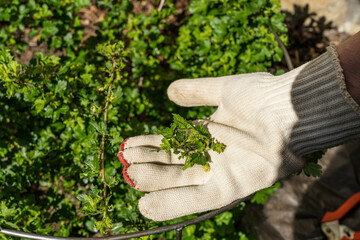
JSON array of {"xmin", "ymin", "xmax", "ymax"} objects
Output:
[{"xmin": 287, "ymin": 45, "xmax": 360, "ymax": 157}]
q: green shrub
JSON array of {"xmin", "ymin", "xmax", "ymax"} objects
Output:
[
  {"xmin": 170, "ymin": 0, "xmax": 287, "ymax": 77},
  {"xmin": 0, "ymin": 0, "xmax": 287, "ymax": 238}
]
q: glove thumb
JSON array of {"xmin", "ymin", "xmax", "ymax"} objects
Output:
[{"xmin": 167, "ymin": 76, "xmax": 229, "ymax": 107}]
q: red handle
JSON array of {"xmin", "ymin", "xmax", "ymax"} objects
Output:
[
  {"xmin": 322, "ymin": 192, "xmax": 360, "ymax": 223},
  {"xmin": 341, "ymin": 231, "xmax": 360, "ymax": 240}
]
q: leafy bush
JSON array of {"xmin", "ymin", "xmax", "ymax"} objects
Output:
[
  {"xmin": 158, "ymin": 114, "xmax": 226, "ymax": 171},
  {"xmin": 0, "ymin": 0, "xmax": 287, "ymax": 238},
  {"xmin": 170, "ymin": 0, "xmax": 287, "ymax": 77}
]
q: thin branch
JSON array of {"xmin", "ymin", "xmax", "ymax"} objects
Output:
[
  {"xmin": 268, "ymin": 28, "xmax": 294, "ymax": 71},
  {"xmin": 100, "ymin": 57, "xmax": 117, "ymax": 206},
  {"xmin": 157, "ymin": 0, "xmax": 165, "ymax": 11},
  {"xmin": 13, "ymin": 79, "xmax": 35, "ymax": 87}
]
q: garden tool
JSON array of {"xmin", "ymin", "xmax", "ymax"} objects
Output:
[{"xmin": 321, "ymin": 192, "xmax": 360, "ymax": 240}]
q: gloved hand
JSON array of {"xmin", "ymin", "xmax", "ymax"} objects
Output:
[{"xmin": 118, "ymin": 46, "xmax": 360, "ymax": 221}]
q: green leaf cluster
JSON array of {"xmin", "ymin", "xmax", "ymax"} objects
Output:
[
  {"xmin": 170, "ymin": 0, "xmax": 288, "ymax": 78},
  {"xmin": 158, "ymin": 114, "xmax": 226, "ymax": 171},
  {"xmin": 250, "ymin": 182, "xmax": 281, "ymax": 204},
  {"xmin": 0, "ymin": 0, "xmax": 91, "ymax": 52},
  {"xmin": 303, "ymin": 150, "xmax": 327, "ymax": 177}
]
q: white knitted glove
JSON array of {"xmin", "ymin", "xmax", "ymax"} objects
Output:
[{"xmin": 118, "ymin": 46, "xmax": 360, "ymax": 221}]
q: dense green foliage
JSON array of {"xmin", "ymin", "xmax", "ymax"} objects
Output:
[
  {"xmin": 0, "ymin": 0, "xmax": 289, "ymax": 239},
  {"xmin": 158, "ymin": 114, "xmax": 226, "ymax": 171},
  {"xmin": 171, "ymin": 0, "xmax": 287, "ymax": 77},
  {"xmin": 250, "ymin": 182, "xmax": 281, "ymax": 204}
]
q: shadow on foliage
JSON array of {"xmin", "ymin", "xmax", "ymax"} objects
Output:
[
  {"xmin": 280, "ymin": 4, "xmax": 334, "ymax": 67},
  {"xmin": 292, "ymin": 140, "xmax": 360, "ymax": 239}
]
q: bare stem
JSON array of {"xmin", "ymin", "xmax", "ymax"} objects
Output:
[
  {"xmin": 14, "ymin": 79, "xmax": 35, "ymax": 87},
  {"xmin": 268, "ymin": 28, "xmax": 294, "ymax": 71},
  {"xmin": 157, "ymin": 0, "xmax": 165, "ymax": 11},
  {"xmin": 100, "ymin": 57, "xmax": 117, "ymax": 206}
]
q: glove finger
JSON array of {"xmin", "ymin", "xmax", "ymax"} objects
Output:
[
  {"xmin": 119, "ymin": 146, "xmax": 185, "ymax": 166},
  {"xmin": 120, "ymin": 135, "xmax": 163, "ymax": 150},
  {"xmin": 138, "ymin": 183, "xmax": 239, "ymax": 221},
  {"xmin": 167, "ymin": 76, "xmax": 231, "ymax": 107},
  {"xmin": 167, "ymin": 73, "xmax": 274, "ymax": 107},
  {"xmin": 126, "ymin": 163, "xmax": 210, "ymax": 191}
]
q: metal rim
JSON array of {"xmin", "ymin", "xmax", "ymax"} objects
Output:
[{"xmin": 0, "ymin": 198, "xmax": 245, "ymax": 240}]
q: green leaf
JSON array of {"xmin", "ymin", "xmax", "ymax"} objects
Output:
[
  {"xmin": 112, "ymin": 86, "xmax": 123, "ymax": 104},
  {"xmin": 303, "ymin": 150, "xmax": 326, "ymax": 177},
  {"xmin": 172, "ymin": 113, "xmax": 192, "ymax": 129},
  {"xmin": 159, "ymin": 127, "xmax": 174, "ymax": 138},
  {"xmin": 90, "ymin": 121, "xmax": 101, "ymax": 133},
  {"xmin": 95, "ymin": 216, "xmax": 113, "ymax": 235},
  {"xmin": 32, "ymin": 98, "xmax": 46, "ymax": 113},
  {"xmin": 2, "ymin": 221, "xmax": 20, "ymax": 230},
  {"xmin": 74, "ymin": 0, "xmax": 91, "ymax": 9},
  {"xmin": 85, "ymin": 218, "xmax": 97, "ymax": 233},
  {"xmin": 194, "ymin": 123, "xmax": 208, "ymax": 136},
  {"xmin": 85, "ymin": 155, "xmax": 99, "ymax": 172},
  {"xmin": 160, "ymin": 138, "xmax": 171, "ymax": 152},
  {"xmin": 110, "ymin": 137, "xmax": 123, "ymax": 147},
  {"xmin": 188, "ymin": 0, "xmax": 207, "ymax": 14},
  {"xmin": 212, "ymin": 142, "xmax": 226, "ymax": 154},
  {"xmin": 304, "ymin": 161, "xmax": 322, "ymax": 177},
  {"xmin": 270, "ymin": 14, "xmax": 287, "ymax": 33},
  {"xmin": 251, "ymin": 182, "xmax": 281, "ymax": 204},
  {"xmin": 57, "ymin": 105, "xmax": 69, "ymax": 114},
  {"xmin": 188, "ymin": 152, "xmax": 207, "ymax": 166},
  {"xmin": 111, "ymin": 222, "xmax": 124, "ymax": 234},
  {"xmin": 76, "ymin": 194, "xmax": 87, "ymax": 202},
  {"xmin": 42, "ymin": 21, "xmax": 59, "ymax": 37},
  {"xmin": 0, "ymin": 201, "xmax": 17, "ymax": 218},
  {"xmin": 55, "ymin": 80, "xmax": 67, "ymax": 94},
  {"xmin": 214, "ymin": 212, "xmax": 233, "ymax": 226},
  {"xmin": 210, "ymin": 17, "xmax": 227, "ymax": 37}
]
